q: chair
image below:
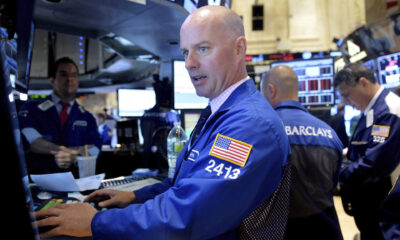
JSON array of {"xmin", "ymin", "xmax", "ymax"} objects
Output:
[
  {"xmin": 148, "ymin": 126, "xmax": 172, "ymax": 170},
  {"xmin": 238, "ymin": 159, "xmax": 292, "ymax": 240}
]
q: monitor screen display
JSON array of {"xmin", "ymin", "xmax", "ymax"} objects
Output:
[
  {"xmin": 117, "ymin": 89, "xmax": 156, "ymax": 117},
  {"xmin": 270, "ymin": 58, "xmax": 335, "ymax": 106},
  {"xmin": 377, "ymin": 52, "xmax": 400, "ymax": 89},
  {"xmin": 173, "ymin": 60, "xmax": 208, "ymax": 109}
]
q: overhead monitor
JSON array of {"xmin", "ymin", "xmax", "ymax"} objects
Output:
[
  {"xmin": 117, "ymin": 89, "xmax": 156, "ymax": 117},
  {"xmin": 173, "ymin": 60, "xmax": 208, "ymax": 109},
  {"xmin": 270, "ymin": 58, "xmax": 335, "ymax": 106},
  {"xmin": 377, "ymin": 51, "xmax": 400, "ymax": 89}
]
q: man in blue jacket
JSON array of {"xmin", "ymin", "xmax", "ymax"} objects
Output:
[
  {"xmin": 262, "ymin": 65, "xmax": 344, "ymax": 240},
  {"xmin": 335, "ymin": 64, "xmax": 400, "ymax": 240},
  {"xmin": 19, "ymin": 57, "xmax": 102, "ymax": 177},
  {"xmin": 35, "ymin": 6, "xmax": 290, "ymax": 239}
]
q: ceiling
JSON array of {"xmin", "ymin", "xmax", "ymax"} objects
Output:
[{"xmin": 27, "ymin": 0, "xmax": 189, "ymax": 91}]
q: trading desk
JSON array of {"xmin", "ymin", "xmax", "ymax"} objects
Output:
[{"xmin": 32, "ymin": 175, "xmax": 162, "ymax": 239}]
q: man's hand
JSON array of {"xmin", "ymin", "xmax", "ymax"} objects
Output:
[
  {"xmin": 84, "ymin": 189, "xmax": 138, "ymax": 209},
  {"xmin": 35, "ymin": 203, "xmax": 97, "ymax": 238},
  {"xmin": 51, "ymin": 146, "xmax": 78, "ymax": 169}
]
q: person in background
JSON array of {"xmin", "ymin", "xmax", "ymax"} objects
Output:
[
  {"xmin": 19, "ymin": 57, "xmax": 102, "ymax": 177},
  {"xmin": 334, "ymin": 63, "xmax": 400, "ymax": 240},
  {"xmin": 96, "ymin": 112, "xmax": 112, "ymax": 146},
  {"xmin": 34, "ymin": 6, "xmax": 290, "ymax": 239},
  {"xmin": 262, "ymin": 65, "xmax": 344, "ymax": 240},
  {"xmin": 139, "ymin": 75, "xmax": 180, "ymax": 171},
  {"xmin": 329, "ymin": 103, "xmax": 349, "ymax": 147}
]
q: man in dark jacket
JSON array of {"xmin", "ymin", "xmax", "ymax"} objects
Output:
[
  {"xmin": 335, "ymin": 63, "xmax": 400, "ymax": 240},
  {"xmin": 262, "ymin": 65, "xmax": 344, "ymax": 240}
]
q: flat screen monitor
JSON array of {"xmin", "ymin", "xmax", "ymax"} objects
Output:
[
  {"xmin": 173, "ymin": 60, "xmax": 208, "ymax": 109},
  {"xmin": 116, "ymin": 119, "xmax": 140, "ymax": 147},
  {"xmin": 377, "ymin": 52, "xmax": 400, "ymax": 89},
  {"xmin": 270, "ymin": 58, "xmax": 335, "ymax": 106},
  {"xmin": 117, "ymin": 89, "xmax": 156, "ymax": 117}
]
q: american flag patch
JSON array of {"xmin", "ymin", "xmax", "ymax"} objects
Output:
[
  {"xmin": 371, "ymin": 125, "xmax": 390, "ymax": 137},
  {"xmin": 209, "ymin": 134, "xmax": 252, "ymax": 167}
]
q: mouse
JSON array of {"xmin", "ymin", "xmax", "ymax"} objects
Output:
[{"xmin": 37, "ymin": 191, "xmax": 52, "ymax": 200}]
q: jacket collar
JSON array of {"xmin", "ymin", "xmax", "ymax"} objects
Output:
[
  {"xmin": 215, "ymin": 79, "xmax": 257, "ymax": 114},
  {"xmin": 274, "ymin": 100, "xmax": 308, "ymax": 113}
]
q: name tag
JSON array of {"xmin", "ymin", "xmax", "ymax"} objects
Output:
[
  {"xmin": 73, "ymin": 120, "xmax": 87, "ymax": 129},
  {"xmin": 187, "ymin": 149, "xmax": 199, "ymax": 162},
  {"xmin": 38, "ymin": 100, "xmax": 54, "ymax": 111}
]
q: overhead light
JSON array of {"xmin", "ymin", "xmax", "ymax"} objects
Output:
[
  {"xmin": 115, "ymin": 36, "xmax": 136, "ymax": 47},
  {"xmin": 127, "ymin": 0, "xmax": 146, "ymax": 5},
  {"xmin": 41, "ymin": 0, "xmax": 63, "ymax": 4},
  {"xmin": 99, "ymin": 78, "xmax": 113, "ymax": 85}
]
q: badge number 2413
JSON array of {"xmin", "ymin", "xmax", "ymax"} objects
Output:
[{"xmin": 205, "ymin": 159, "xmax": 240, "ymax": 179}]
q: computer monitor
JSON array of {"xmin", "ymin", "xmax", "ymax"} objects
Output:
[
  {"xmin": 377, "ymin": 51, "xmax": 400, "ymax": 89},
  {"xmin": 172, "ymin": 60, "xmax": 208, "ymax": 109},
  {"xmin": 116, "ymin": 119, "xmax": 140, "ymax": 148},
  {"xmin": 117, "ymin": 88, "xmax": 156, "ymax": 117},
  {"xmin": 270, "ymin": 58, "xmax": 335, "ymax": 106}
]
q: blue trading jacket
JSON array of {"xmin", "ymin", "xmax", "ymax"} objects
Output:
[
  {"xmin": 340, "ymin": 89, "xmax": 400, "ymax": 186},
  {"xmin": 92, "ymin": 79, "xmax": 291, "ymax": 240},
  {"xmin": 274, "ymin": 100, "xmax": 343, "ymax": 239},
  {"xmin": 339, "ymin": 89, "xmax": 400, "ymax": 219},
  {"xmin": 18, "ymin": 95, "xmax": 102, "ymax": 176},
  {"xmin": 380, "ymin": 177, "xmax": 400, "ymax": 240}
]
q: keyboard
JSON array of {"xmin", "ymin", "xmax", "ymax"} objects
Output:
[{"xmin": 100, "ymin": 176, "xmax": 161, "ymax": 192}]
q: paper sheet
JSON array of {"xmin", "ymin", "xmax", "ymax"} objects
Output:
[{"xmin": 31, "ymin": 172, "xmax": 105, "ymax": 192}]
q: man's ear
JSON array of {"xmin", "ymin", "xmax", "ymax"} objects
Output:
[
  {"xmin": 359, "ymin": 77, "xmax": 369, "ymax": 87},
  {"xmin": 268, "ymin": 83, "xmax": 277, "ymax": 98},
  {"xmin": 235, "ymin": 36, "xmax": 247, "ymax": 56}
]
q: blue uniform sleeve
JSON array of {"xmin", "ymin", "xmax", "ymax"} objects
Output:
[
  {"xmin": 340, "ymin": 113, "xmax": 400, "ymax": 185},
  {"xmin": 380, "ymin": 177, "xmax": 400, "ymax": 240},
  {"xmin": 134, "ymin": 178, "xmax": 173, "ymax": 203},
  {"xmin": 85, "ymin": 113, "xmax": 103, "ymax": 151},
  {"xmin": 18, "ymin": 100, "xmax": 44, "ymax": 147},
  {"xmin": 19, "ymin": 101, "xmax": 40, "ymax": 131},
  {"xmin": 91, "ymin": 109, "xmax": 290, "ymax": 240}
]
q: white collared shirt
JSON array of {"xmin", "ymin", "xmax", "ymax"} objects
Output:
[
  {"xmin": 209, "ymin": 76, "xmax": 250, "ymax": 116},
  {"xmin": 188, "ymin": 77, "xmax": 250, "ymax": 149},
  {"xmin": 363, "ymin": 86, "xmax": 384, "ymax": 116},
  {"xmin": 51, "ymin": 92, "xmax": 75, "ymax": 115}
]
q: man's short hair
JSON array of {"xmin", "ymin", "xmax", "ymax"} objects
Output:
[
  {"xmin": 50, "ymin": 57, "xmax": 79, "ymax": 78},
  {"xmin": 333, "ymin": 63, "xmax": 377, "ymax": 88}
]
